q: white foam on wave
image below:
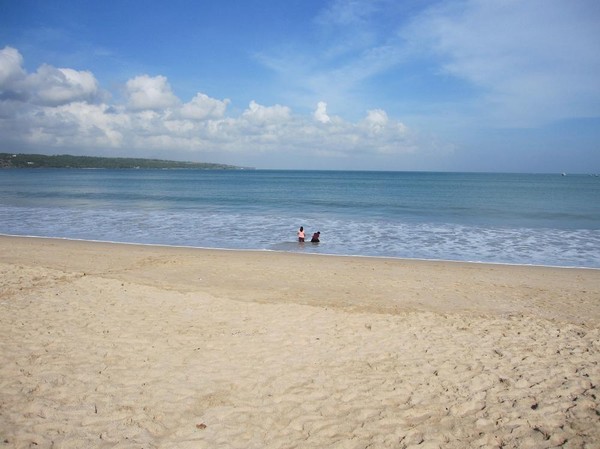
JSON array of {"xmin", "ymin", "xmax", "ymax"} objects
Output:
[{"xmin": 2, "ymin": 205, "xmax": 599, "ymax": 269}]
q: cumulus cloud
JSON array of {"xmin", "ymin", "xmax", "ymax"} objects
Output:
[
  {"xmin": 0, "ymin": 46, "xmax": 416, "ymax": 166},
  {"xmin": 0, "ymin": 46, "xmax": 99, "ymax": 105},
  {"xmin": 241, "ymin": 100, "xmax": 291, "ymax": 124},
  {"xmin": 0, "ymin": 46, "xmax": 25, "ymax": 88},
  {"xmin": 180, "ymin": 93, "xmax": 229, "ymax": 120},
  {"xmin": 314, "ymin": 101, "xmax": 331, "ymax": 123},
  {"xmin": 125, "ymin": 74, "xmax": 179, "ymax": 110},
  {"xmin": 363, "ymin": 109, "xmax": 388, "ymax": 132},
  {"xmin": 25, "ymin": 65, "xmax": 99, "ymax": 106},
  {"xmin": 25, "ymin": 102, "xmax": 127, "ymax": 148}
]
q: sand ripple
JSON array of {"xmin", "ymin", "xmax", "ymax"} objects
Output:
[{"xmin": 1, "ymin": 243, "xmax": 599, "ymax": 448}]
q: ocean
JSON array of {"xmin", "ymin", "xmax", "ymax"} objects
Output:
[{"xmin": 1, "ymin": 169, "xmax": 599, "ymax": 268}]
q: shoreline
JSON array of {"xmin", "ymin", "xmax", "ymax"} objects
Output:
[
  {"xmin": 2, "ymin": 232, "xmax": 599, "ymax": 271},
  {"xmin": 2, "ymin": 234, "xmax": 600, "ymax": 325},
  {"xmin": 1, "ymin": 234, "xmax": 599, "ymax": 447}
]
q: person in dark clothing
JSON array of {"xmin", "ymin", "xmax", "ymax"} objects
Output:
[{"xmin": 311, "ymin": 231, "xmax": 320, "ymax": 243}]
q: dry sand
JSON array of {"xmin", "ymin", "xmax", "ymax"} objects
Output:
[{"xmin": 0, "ymin": 235, "xmax": 599, "ymax": 448}]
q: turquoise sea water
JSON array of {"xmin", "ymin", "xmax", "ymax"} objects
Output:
[{"xmin": 1, "ymin": 169, "xmax": 599, "ymax": 268}]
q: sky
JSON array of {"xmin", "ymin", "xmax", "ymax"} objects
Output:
[{"xmin": 0, "ymin": 0, "xmax": 599, "ymax": 172}]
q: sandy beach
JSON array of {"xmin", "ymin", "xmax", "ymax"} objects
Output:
[{"xmin": 0, "ymin": 235, "xmax": 599, "ymax": 448}]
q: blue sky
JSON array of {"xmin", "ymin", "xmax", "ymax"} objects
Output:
[{"xmin": 1, "ymin": 0, "xmax": 599, "ymax": 172}]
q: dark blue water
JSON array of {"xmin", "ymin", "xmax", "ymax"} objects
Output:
[{"xmin": 1, "ymin": 169, "xmax": 599, "ymax": 267}]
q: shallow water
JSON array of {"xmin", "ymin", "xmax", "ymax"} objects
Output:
[{"xmin": 1, "ymin": 169, "xmax": 599, "ymax": 267}]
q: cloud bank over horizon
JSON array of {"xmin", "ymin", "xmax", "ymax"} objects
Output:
[
  {"xmin": 0, "ymin": 46, "xmax": 417, "ymax": 169},
  {"xmin": 1, "ymin": 0, "xmax": 599, "ymax": 171}
]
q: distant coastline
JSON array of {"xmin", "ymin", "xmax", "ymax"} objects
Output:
[{"xmin": 0, "ymin": 153, "xmax": 252, "ymax": 170}]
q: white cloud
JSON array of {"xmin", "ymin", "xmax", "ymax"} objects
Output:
[
  {"xmin": 254, "ymin": 1, "xmax": 409, "ymax": 113},
  {"xmin": 180, "ymin": 93, "xmax": 229, "ymax": 120},
  {"xmin": 241, "ymin": 100, "xmax": 291, "ymax": 124},
  {"xmin": 256, "ymin": 1, "xmax": 599, "ymax": 130},
  {"xmin": 28, "ymin": 102, "xmax": 127, "ymax": 147},
  {"xmin": 363, "ymin": 109, "xmax": 388, "ymax": 132},
  {"xmin": 0, "ymin": 46, "xmax": 26, "ymax": 88},
  {"xmin": 26, "ymin": 64, "xmax": 99, "ymax": 106},
  {"xmin": 125, "ymin": 74, "xmax": 179, "ymax": 110},
  {"xmin": 0, "ymin": 46, "xmax": 99, "ymax": 105},
  {"xmin": 406, "ymin": 0, "xmax": 600, "ymax": 125},
  {"xmin": 0, "ymin": 46, "xmax": 419, "ymax": 167},
  {"xmin": 314, "ymin": 101, "xmax": 331, "ymax": 123}
]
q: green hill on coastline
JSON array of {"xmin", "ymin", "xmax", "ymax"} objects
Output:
[{"xmin": 0, "ymin": 153, "xmax": 251, "ymax": 170}]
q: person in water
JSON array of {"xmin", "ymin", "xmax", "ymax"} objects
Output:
[
  {"xmin": 311, "ymin": 231, "xmax": 320, "ymax": 243},
  {"xmin": 298, "ymin": 226, "xmax": 305, "ymax": 242}
]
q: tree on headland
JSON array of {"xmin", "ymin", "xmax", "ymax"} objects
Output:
[{"xmin": 0, "ymin": 153, "xmax": 251, "ymax": 170}]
